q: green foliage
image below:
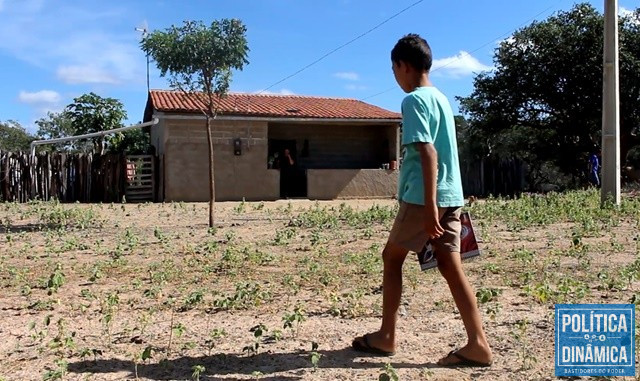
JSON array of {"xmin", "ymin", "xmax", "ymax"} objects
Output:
[
  {"xmin": 309, "ymin": 342, "xmax": 322, "ymax": 371},
  {"xmin": 35, "ymin": 112, "xmax": 77, "ymax": 152},
  {"xmin": 109, "ymin": 126, "xmax": 151, "ymax": 155},
  {"xmin": 192, "ymin": 365, "xmax": 206, "ymax": 381},
  {"xmin": 213, "ymin": 282, "xmax": 271, "ymax": 310},
  {"xmin": 46, "ymin": 264, "xmax": 65, "ymax": 295},
  {"xmin": 379, "ymin": 363, "xmax": 399, "ymax": 381},
  {"xmin": 0, "ymin": 120, "xmax": 35, "ymax": 152},
  {"xmin": 141, "ymin": 346, "xmax": 153, "ymax": 361},
  {"xmin": 42, "ymin": 359, "xmax": 67, "ymax": 380},
  {"xmin": 282, "ymin": 305, "xmax": 306, "ymax": 335},
  {"xmin": 476, "ymin": 287, "xmax": 501, "ymax": 304},
  {"xmin": 243, "ymin": 324, "xmax": 267, "ymax": 355},
  {"xmin": 141, "ymin": 19, "xmax": 249, "ymax": 114},
  {"xmin": 32, "ymin": 201, "xmax": 101, "ymax": 230},
  {"xmin": 64, "ymin": 92, "xmax": 127, "ymax": 153},
  {"xmin": 459, "ymin": 3, "xmax": 640, "ymax": 189},
  {"xmin": 627, "ymin": 145, "xmax": 640, "ymax": 168}
]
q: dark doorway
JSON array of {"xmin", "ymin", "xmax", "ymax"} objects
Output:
[{"xmin": 268, "ymin": 139, "xmax": 307, "ymax": 198}]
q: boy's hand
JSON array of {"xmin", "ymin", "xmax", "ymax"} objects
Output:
[{"xmin": 424, "ymin": 206, "xmax": 444, "ymax": 240}]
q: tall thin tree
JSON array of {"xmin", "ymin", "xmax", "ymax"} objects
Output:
[{"xmin": 141, "ymin": 19, "xmax": 249, "ymax": 226}]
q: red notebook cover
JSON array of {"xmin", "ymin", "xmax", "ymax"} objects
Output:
[{"xmin": 417, "ymin": 211, "xmax": 481, "ymax": 271}]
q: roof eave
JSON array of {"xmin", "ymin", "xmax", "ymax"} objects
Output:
[{"xmin": 154, "ymin": 111, "xmax": 401, "ymax": 124}]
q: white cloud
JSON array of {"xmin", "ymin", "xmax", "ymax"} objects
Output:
[
  {"xmin": 432, "ymin": 51, "xmax": 493, "ymax": 78},
  {"xmin": 57, "ymin": 65, "xmax": 119, "ymax": 85},
  {"xmin": 620, "ymin": 6, "xmax": 633, "ymax": 17},
  {"xmin": 334, "ymin": 72, "xmax": 360, "ymax": 81},
  {"xmin": 0, "ymin": 3, "xmax": 144, "ymax": 86},
  {"xmin": 18, "ymin": 90, "xmax": 61, "ymax": 105},
  {"xmin": 620, "ymin": 6, "xmax": 639, "ymax": 25}
]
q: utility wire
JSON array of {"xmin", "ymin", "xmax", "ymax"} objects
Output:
[
  {"xmin": 361, "ymin": 1, "xmax": 565, "ymax": 101},
  {"xmin": 255, "ymin": 0, "xmax": 426, "ymax": 95}
]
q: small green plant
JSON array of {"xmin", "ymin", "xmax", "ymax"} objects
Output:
[
  {"xmin": 100, "ymin": 291, "xmax": 120, "ymax": 342},
  {"xmin": 154, "ymin": 227, "xmax": 168, "ymax": 244},
  {"xmin": 378, "ymin": 363, "xmax": 399, "ymax": 381},
  {"xmin": 511, "ymin": 319, "xmax": 537, "ymax": 370},
  {"xmin": 310, "ymin": 342, "xmax": 322, "ymax": 371},
  {"xmin": 234, "ymin": 199, "xmax": 247, "ymax": 214},
  {"xmin": 172, "ymin": 322, "xmax": 186, "ymax": 338},
  {"xmin": 283, "ymin": 305, "xmax": 306, "ymax": 336},
  {"xmin": 182, "ymin": 289, "xmax": 205, "ymax": 310},
  {"xmin": 141, "ymin": 346, "xmax": 153, "ymax": 362},
  {"xmin": 213, "ymin": 282, "xmax": 271, "ymax": 310},
  {"xmin": 225, "ymin": 231, "xmax": 237, "ymax": 243},
  {"xmin": 483, "ymin": 262, "xmax": 502, "ymax": 274},
  {"xmin": 485, "ymin": 303, "xmax": 502, "ymax": 321},
  {"xmin": 273, "ymin": 227, "xmax": 297, "ymax": 245},
  {"xmin": 46, "ymin": 263, "xmax": 65, "ymax": 295},
  {"xmin": 282, "ymin": 275, "xmax": 300, "ymax": 295},
  {"xmin": 42, "ymin": 359, "xmax": 68, "ymax": 381},
  {"xmin": 523, "ymin": 280, "xmax": 557, "ymax": 304},
  {"xmin": 133, "ymin": 346, "xmax": 153, "ymax": 379},
  {"xmin": 476, "ymin": 287, "xmax": 501, "ymax": 304},
  {"xmin": 192, "ymin": 364, "xmax": 206, "ymax": 381},
  {"xmin": 243, "ymin": 324, "xmax": 267, "ymax": 356},
  {"xmin": 205, "ymin": 328, "xmax": 226, "ymax": 356}
]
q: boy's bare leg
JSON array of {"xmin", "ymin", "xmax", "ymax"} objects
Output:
[
  {"xmin": 436, "ymin": 251, "xmax": 492, "ymax": 364},
  {"xmin": 352, "ymin": 242, "xmax": 408, "ymax": 353}
]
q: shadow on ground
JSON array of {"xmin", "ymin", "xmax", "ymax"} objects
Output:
[{"xmin": 67, "ymin": 347, "xmax": 435, "ymax": 380}]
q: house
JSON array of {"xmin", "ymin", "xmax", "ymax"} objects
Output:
[{"xmin": 143, "ymin": 90, "xmax": 402, "ymax": 202}]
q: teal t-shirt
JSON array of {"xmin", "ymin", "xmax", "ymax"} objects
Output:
[{"xmin": 398, "ymin": 87, "xmax": 464, "ymax": 207}]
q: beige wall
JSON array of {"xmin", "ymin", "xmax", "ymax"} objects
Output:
[
  {"xmin": 159, "ymin": 118, "xmax": 279, "ymax": 202},
  {"xmin": 153, "ymin": 116, "xmax": 400, "ymax": 201},
  {"xmin": 307, "ymin": 169, "xmax": 398, "ymax": 200}
]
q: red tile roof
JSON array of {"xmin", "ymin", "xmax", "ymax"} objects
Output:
[{"xmin": 147, "ymin": 90, "xmax": 401, "ymax": 120}]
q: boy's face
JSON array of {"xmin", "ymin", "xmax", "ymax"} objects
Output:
[{"xmin": 392, "ymin": 60, "xmax": 412, "ymax": 93}]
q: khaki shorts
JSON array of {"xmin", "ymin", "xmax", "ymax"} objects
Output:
[{"xmin": 388, "ymin": 202, "xmax": 462, "ymax": 254}]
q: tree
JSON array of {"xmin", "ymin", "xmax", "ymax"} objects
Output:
[
  {"xmin": 109, "ymin": 124, "xmax": 152, "ymax": 155},
  {"xmin": 65, "ymin": 92, "xmax": 128, "ymax": 154},
  {"xmin": 141, "ymin": 19, "xmax": 249, "ymax": 227},
  {"xmin": 35, "ymin": 111, "xmax": 78, "ymax": 152},
  {"xmin": 458, "ymin": 3, "xmax": 640, "ymax": 189},
  {"xmin": 0, "ymin": 120, "xmax": 35, "ymax": 152}
]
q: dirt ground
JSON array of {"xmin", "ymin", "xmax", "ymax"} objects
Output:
[{"xmin": 0, "ymin": 192, "xmax": 639, "ymax": 381}]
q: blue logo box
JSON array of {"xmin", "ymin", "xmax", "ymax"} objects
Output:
[{"xmin": 555, "ymin": 304, "xmax": 635, "ymax": 377}]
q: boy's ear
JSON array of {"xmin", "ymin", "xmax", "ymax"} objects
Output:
[{"xmin": 397, "ymin": 60, "xmax": 411, "ymax": 73}]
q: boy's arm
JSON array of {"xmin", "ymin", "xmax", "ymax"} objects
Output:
[{"xmin": 417, "ymin": 142, "xmax": 444, "ymax": 239}]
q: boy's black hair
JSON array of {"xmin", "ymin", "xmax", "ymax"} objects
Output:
[{"xmin": 391, "ymin": 34, "xmax": 432, "ymax": 72}]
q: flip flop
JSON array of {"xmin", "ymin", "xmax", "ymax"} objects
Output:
[
  {"xmin": 351, "ymin": 334, "xmax": 395, "ymax": 356},
  {"xmin": 438, "ymin": 350, "xmax": 492, "ymax": 368}
]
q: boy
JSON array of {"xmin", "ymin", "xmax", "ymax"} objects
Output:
[{"xmin": 351, "ymin": 34, "xmax": 492, "ymax": 367}]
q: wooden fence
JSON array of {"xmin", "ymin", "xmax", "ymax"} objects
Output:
[
  {"xmin": 461, "ymin": 157, "xmax": 526, "ymax": 197},
  {"xmin": 0, "ymin": 151, "xmax": 156, "ymax": 203}
]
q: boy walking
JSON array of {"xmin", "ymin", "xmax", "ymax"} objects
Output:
[{"xmin": 351, "ymin": 34, "xmax": 492, "ymax": 367}]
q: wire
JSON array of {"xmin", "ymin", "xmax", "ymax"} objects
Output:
[
  {"xmin": 255, "ymin": 0, "xmax": 426, "ymax": 95},
  {"xmin": 361, "ymin": 0, "xmax": 565, "ymax": 101}
]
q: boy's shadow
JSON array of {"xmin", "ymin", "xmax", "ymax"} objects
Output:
[{"xmin": 67, "ymin": 347, "xmax": 429, "ymax": 380}]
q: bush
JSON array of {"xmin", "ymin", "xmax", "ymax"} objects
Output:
[{"xmin": 626, "ymin": 145, "xmax": 640, "ymax": 169}]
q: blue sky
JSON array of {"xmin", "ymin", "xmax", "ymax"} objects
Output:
[{"xmin": 0, "ymin": 0, "xmax": 636, "ymax": 132}]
